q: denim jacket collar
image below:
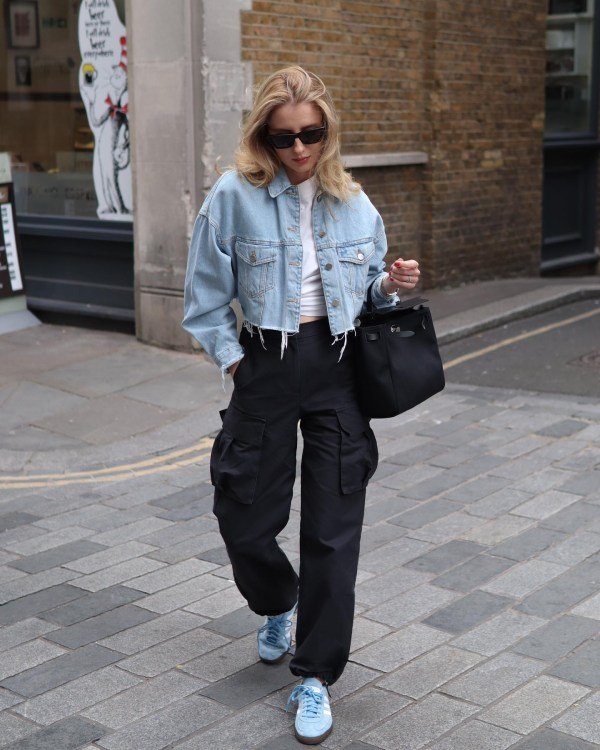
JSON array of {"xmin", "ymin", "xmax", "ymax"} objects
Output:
[
  {"xmin": 267, "ymin": 164, "xmax": 325, "ymax": 199},
  {"xmin": 267, "ymin": 164, "xmax": 295, "ymax": 198}
]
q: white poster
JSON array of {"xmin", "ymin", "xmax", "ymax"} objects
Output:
[
  {"xmin": 78, "ymin": 0, "xmax": 132, "ymax": 221},
  {"xmin": 1, "ymin": 201, "xmax": 24, "ymax": 294}
]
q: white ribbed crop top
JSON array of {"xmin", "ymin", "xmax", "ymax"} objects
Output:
[{"xmin": 297, "ymin": 176, "xmax": 327, "ymax": 317}]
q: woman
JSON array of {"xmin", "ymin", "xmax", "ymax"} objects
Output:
[{"xmin": 182, "ymin": 65, "xmax": 420, "ymax": 745}]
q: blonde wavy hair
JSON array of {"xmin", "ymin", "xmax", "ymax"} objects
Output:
[{"xmin": 230, "ymin": 65, "xmax": 361, "ymax": 204}]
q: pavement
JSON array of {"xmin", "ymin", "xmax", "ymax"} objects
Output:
[{"xmin": 0, "ymin": 275, "xmax": 599, "ymax": 749}]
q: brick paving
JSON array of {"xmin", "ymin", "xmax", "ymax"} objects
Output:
[{"xmin": 0, "ymin": 373, "xmax": 599, "ymax": 748}]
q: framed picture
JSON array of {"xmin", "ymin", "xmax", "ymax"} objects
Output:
[
  {"xmin": 14, "ymin": 54, "xmax": 31, "ymax": 86},
  {"xmin": 5, "ymin": 0, "xmax": 40, "ymax": 49}
]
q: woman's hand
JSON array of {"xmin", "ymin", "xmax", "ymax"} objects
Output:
[{"xmin": 382, "ymin": 258, "xmax": 420, "ymax": 295}]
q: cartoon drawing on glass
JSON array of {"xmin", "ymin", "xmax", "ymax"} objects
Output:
[{"xmin": 78, "ymin": 0, "xmax": 132, "ymax": 220}]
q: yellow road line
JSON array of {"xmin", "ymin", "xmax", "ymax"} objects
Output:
[
  {"xmin": 0, "ymin": 451, "xmax": 211, "ymax": 490},
  {"xmin": 0, "ymin": 437, "xmax": 214, "ymax": 483},
  {"xmin": 3, "ymin": 305, "xmax": 598, "ymax": 490},
  {"xmin": 444, "ymin": 306, "xmax": 600, "ymax": 369}
]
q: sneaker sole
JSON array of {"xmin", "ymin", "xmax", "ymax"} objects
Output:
[
  {"xmin": 259, "ymin": 651, "xmax": 288, "ymax": 665},
  {"xmin": 257, "ymin": 601, "xmax": 297, "ymax": 665},
  {"xmin": 294, "ymin": 724, "xmax": 333, "ymax": 745}
]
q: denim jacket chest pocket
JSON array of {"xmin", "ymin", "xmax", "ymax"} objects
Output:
[
  {"xmin": 335, "ymin": 241, "xmax": 375, "ymax": 298},
  {"xmin": 234, "ymin": 241, "xmax": 278, "ymax": 298}
]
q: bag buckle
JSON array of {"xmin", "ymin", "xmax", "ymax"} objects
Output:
[{"xmin": 390, "ymin": 324, "xmax": 415, "ymax": 337}]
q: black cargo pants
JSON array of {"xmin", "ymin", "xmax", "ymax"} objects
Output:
[{"xmin": 209, "ymin": 318, "xmax": 379, "ymax": 685}]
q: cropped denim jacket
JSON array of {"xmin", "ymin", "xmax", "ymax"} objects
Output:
[{"xmin": 182, "ymin": 164, "xmax": 399, "ymax": 379}]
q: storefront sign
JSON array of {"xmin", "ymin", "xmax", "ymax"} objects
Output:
[
  {"xmin": 77, "ymin": 0, "xmax": 132, "ymax": 221},
  {"xmin": 41, "ymin": 16, "xmax": 68, "ymax": 29}
]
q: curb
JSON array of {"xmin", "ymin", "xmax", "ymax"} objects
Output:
[{"xmin": 436, "ymin": 285, "xmax": 600, "ymax": 345}]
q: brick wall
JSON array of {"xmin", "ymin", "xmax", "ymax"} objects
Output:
[
  {"xmin": 241, "ymin": 1, "xmax": 424, "ymax": 152},
  {"xmin": 423, "ymin": 0, "xmax": 547, "ymax": 287},
  {"xmin": 241, "ymin": 1, "xmax": 425, "ymax": 280},
  {"xmin": 355, "ymin": 165, "xmax": 423, "ymax": 275},
  {"xmin": 241, "ymin": 0, "xmax": 548, "ymax": 289}
]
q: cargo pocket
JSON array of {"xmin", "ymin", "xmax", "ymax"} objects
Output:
[
  {"xmin": 210, "ymin": 404, "xmax": 266, "ymax": 504},
  {"xmin": 232, "ymin": 355, "xmax": 253, "ymax": 391},
  {"xmin": 209, "ymin": 408, "xmax": 228, "ymax": 489},
  {"xmin": 335, "ymin": 406, "xmax": 379, "ymax": 495}
]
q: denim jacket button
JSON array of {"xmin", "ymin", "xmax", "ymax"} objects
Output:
[
  {"xmin": 357, "ymin": 252, "xmax": 364, "ymax": 260},
  {"xmin": 332, "ymin": 298, "xmax": 340, "ymax": 307},
  {"xmin": 249, "ymin": 251, "xmax": 257, "ymax": 263},
  {"xmin": 318, "ymin": 230, "xmax": 326, "ymax": 238},
  {"xmin": 324, "ymin": 262, "xmax": 332, "ymax": 270}
]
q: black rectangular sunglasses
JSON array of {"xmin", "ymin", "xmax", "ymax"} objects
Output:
[{"xmin": 264, "ymin": 125, "xmax": 327, "ymax": 150}]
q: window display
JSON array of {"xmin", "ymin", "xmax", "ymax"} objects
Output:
[
  {"xmin": 0, "ymin": 0, "xmax": 129, "ymax": 219},
  {"xmin": 0, "ymin": 180, "xmax": 24, "ymax": 298},
  {"xmin": 546, "ymin": 0, "xmax": 596, "ymax": 134}
]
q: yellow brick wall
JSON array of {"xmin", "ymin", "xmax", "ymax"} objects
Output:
[
  {"xmin": 242, "ymin": 2, "xmax": 424, "ymax": 148},
  {"xmin": 241, "ymin": 0, "xmax": 548, "ymax": 289},
  {"xmin": 421, "ymin": 1, "xmax": 547, "ymax": 286}
]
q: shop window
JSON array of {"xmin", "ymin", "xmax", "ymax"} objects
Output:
[
  {"xmin": 0, "ymin": 0, "xmax": 130, "ymax": 220},
  {"xmin": 545, "ymin": 0, "xmax": 596, "ymax": 135}
]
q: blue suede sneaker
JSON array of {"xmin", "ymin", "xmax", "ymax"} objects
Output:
[
  {"xmin": 286, "ymin": 677, "xmax": 333, "ymax": 745},
  {"xmin": 257, "ymin": 601, "xmax": 297, "ymax": 664}
]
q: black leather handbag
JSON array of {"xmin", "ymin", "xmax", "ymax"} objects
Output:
[{"xmin": 354, "ymin": 287, "xmax": 446, "ymax": 418}]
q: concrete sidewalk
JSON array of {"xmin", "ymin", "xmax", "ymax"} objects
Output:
[
  {"xmin": 0, "ymin": 276, "xmax": 600, "ymax": 749},
  {"xmin": 0, "ymin": 275, "xmax": 598, "ymax": 477}
]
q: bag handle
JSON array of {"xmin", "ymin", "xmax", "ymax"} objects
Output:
[{"xmin": 365, "ymin": 280, "xmax": 429, "ymax": 315}]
